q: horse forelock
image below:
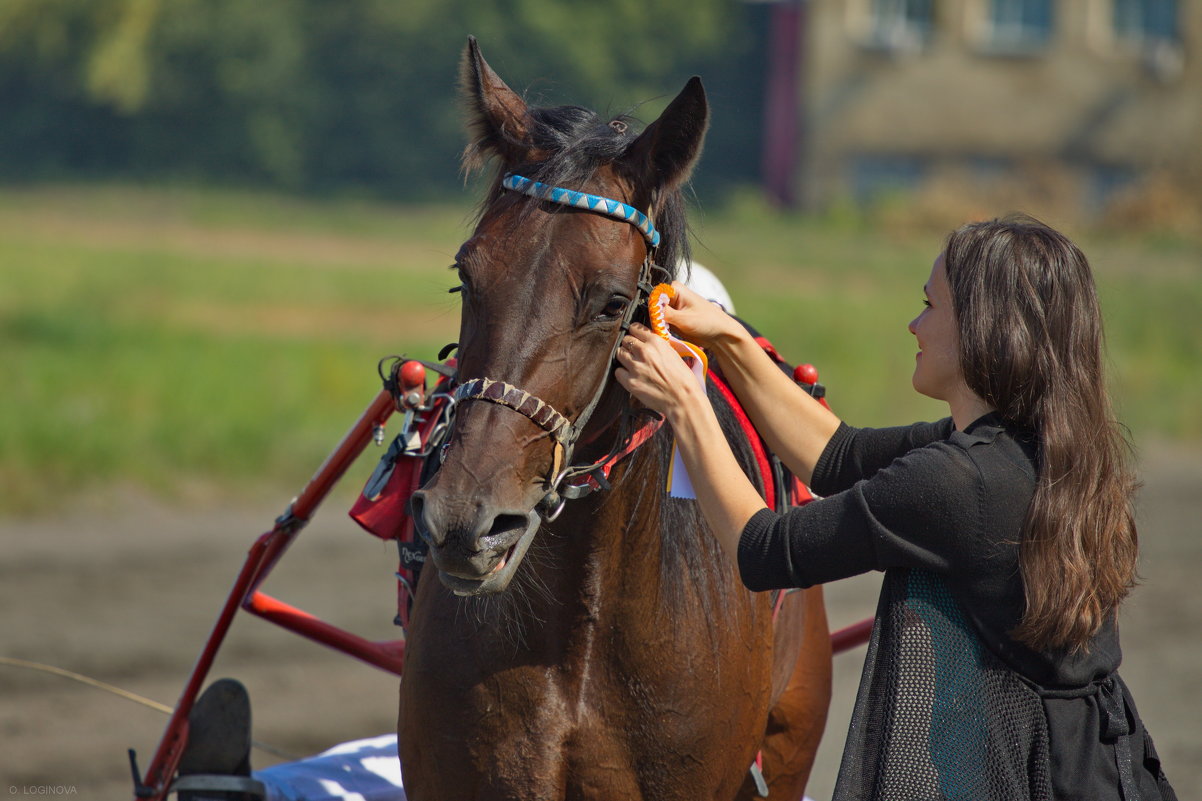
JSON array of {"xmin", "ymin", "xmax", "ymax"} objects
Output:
[{"xmin": 463, "ymin": 101, "xmax": 690, "ymax": 279}]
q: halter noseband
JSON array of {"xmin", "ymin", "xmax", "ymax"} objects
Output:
[
  {"xmin": 452, "ymin": 173, "xmax": 665, "ymax": 519},
  {"xmin": 453, "ymin": 377, "xmax": 572, "ymax": 444}
]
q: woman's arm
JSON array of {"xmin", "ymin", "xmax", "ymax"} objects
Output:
[
  {"xmin": 614, "ymin": 323, "xmax": 765, "ymax": 566},
  {"xmin": 615, "ymin": 323, "xmax": 976, "ymax": 584},
  {"xmin": 706, "ymin": 322, "xmax": 841, "ymax": 485},
  {"xmin": 660, "ymin": 284, "xmax": 842, "ymax": 484}
]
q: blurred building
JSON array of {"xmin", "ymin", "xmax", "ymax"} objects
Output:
[{"xmin": 796, "ymin": 0, "xmax": 1201, "ymax": 216}]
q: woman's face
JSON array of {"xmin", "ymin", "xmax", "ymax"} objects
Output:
[{"xmin": 908, "ymin": 253, "xmax": 963, "ymax": 402}]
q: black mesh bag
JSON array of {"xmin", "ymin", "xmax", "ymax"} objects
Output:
[{"xmin": 833, "ymin": 568, "xmax": 1052, "ymax": 801}]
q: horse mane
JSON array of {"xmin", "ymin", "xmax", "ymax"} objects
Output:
[
  {"xmin": 643, "ymin": 382, "xmax": 765, "ymax": 627},
  {"xmin": 462, "ymin": 102, "xmax": 692, "ymax": 280}
]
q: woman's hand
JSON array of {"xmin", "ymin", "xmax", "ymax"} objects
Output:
[
  {"xmin": 616, "ymin": 322, "xmax": 768, "ymax": 571},
  {"xmin": 661, "ymin": 282, "xmax": 742, "ymax": 349},
  {"xmin": 614, "ymin": 323, "xmax": 707, "ymax": 420}
]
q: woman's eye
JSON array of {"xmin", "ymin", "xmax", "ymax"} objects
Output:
[
  {"xmin": 596, "ymin": 297, "xmax": 628, "ymax": 321},
  {"xmin": 922, "ymin": 298, "xmax": 932, "ymax": 308}
]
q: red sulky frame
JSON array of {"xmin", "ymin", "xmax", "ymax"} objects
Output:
[
  {"xmin": 130, "ymin": 388, "xmax": 401, "ymax": 800},
  {"xmin": 130, "ymin": 375, "xmax": 873, "ymax": 801}
]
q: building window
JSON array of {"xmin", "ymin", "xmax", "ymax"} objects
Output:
[
  {"xmin": 972, "ymin": 0, "xmax": 1054, "ymax": 55},
  {"xmin": 1113, "ymin": 0, "xmax": 1179, "ymax": 43},
  {"xmin": 849, "ymin": 154, "xmax": 928, "ymax": 203},
  {"xmin": 852, "ymin": 0, "xmax": 935, "ymax": 54},
  {"xmin": 1111, "ymin": 0, "xmax": 1184, "ymax": 80}
]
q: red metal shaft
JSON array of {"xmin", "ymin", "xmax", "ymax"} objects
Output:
[
  {"xmin": 244, "ymin": 591, "xmax": 404, "ymax": 674},
  {"xmin": 830, "ymin": 618, "xmax": 874, "ymax": 654}
]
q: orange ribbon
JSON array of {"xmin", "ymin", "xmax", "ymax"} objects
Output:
[
  {"xmin": 648, "ymin": 283, "xmax": 708, "ymax": 376},
  {"xmin": 647, "ymin": 284, "xmax": 707, "ymax": 498}
]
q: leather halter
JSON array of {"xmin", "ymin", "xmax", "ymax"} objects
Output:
[
  {"xmin": 452, "ymin": 173, "xmax": 666, "ymax": 520},
  {"xmin": 453, "ymin": 378, "xmax": 572, "ymax": 444}
]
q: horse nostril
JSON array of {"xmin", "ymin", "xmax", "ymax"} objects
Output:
[{"xmin": 409, "ymin": 492, "xmax": 436, "ymax": 546}]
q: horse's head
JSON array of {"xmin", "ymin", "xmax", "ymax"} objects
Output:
[{"xmin": 411, "ymin": 38, "xmax": 709, "ymax": 596}]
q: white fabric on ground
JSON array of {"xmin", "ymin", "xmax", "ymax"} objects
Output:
[
  {"xmin": 256, "ymin": 733, "xmax": 818, "ymax": 801},
  {"xmin": 256, "ymin": 734, "xmax": 405, "ymax": 801}
]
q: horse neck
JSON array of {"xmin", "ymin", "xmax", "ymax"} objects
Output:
[{"xmin": 545, "ymin": 436, "xmax": 736, "ymax": 628}]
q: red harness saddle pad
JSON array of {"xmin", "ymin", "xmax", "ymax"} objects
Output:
[{"xmin": 349, "ymin": 447, "xmax": 423, "ymax": 542}]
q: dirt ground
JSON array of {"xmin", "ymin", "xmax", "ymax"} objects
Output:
[{"xmin": 2, "ymin": 444, "xmax": 1199, "ymax": 800}]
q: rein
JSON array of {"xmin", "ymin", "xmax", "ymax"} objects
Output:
[{"xmin": 452, "ymin": 173, "xmax": 666, "ymax": 520}]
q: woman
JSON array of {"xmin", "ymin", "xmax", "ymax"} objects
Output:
[{"xmin": 615, "ymin": 215, "xmax": 1176, "ymax": 800}]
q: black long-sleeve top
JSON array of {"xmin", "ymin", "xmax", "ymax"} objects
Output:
[{"xmin": 738, "ymin": 413, "xmax": 1119, "ymax": 689}]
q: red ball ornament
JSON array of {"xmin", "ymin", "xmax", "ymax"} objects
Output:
[
  {"xmin": 399, "ymin": 360, "xmax": 427, "ymax": 389},
  {"xmin": 794, "ymin": 363, "xmax": 819, "ymax": 385}
]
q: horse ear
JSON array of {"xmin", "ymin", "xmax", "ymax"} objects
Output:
[
  {"xmin": 623, "ymin": 77, "xmax": 709, "ymax": 197},
  {"xmin": 460, "ymin": 36, "xmax": 532, "ymax": 167}
]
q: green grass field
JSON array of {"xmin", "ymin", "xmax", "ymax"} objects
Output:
[{"xmin": 2, "ymin": 184, "xmax": 1199, "ymax": 514}]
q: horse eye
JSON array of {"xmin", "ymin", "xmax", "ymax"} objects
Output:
[
  {"xmin": 596, "ymin": 297, "xmax": 629, "ymax": 321},
  {"xmin": 451, "ymin": 265, "xmax": 471, "ymax": 296}
]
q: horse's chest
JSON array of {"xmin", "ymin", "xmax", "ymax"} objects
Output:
[
  {"xmin": 400, "ymin": 620, "xmax": 759, "ymax": 800},
  {"xmin": 470, "ymin": 662, "xmax": 745, "ymax": 799}
]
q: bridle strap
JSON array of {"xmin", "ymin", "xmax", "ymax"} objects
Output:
[
  {"xmin": 453, "ymin": 378, "xmax": 572, "ymax": 444},
  {"xmin": 558, "ymin": 412, "xmax": 664, "ymax": 500},
  {"xmin": 502, "ymin": 174, "xmax": 661, "ymax": 247}
]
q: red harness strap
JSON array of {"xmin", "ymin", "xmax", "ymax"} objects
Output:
[
  {"xmin": 707, "ymin": 369, "xmax": 778, "ymax": 512},
  {"xmin": 753, "ymin": 334, "xmax": 827, "ymax": 509},
  {"xmin": 561, "ymin": 415, "xmax": 663, "ymax": 495}
]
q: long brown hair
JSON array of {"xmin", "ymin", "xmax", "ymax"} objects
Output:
[{"xmin": 943, "ymin": 214, "xmax": 1138, "ymax": 652}]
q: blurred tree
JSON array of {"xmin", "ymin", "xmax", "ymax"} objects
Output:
[
  {"xmin": 86, "ymin": 0, "xmax": 159, "ymax": 113},
  {"xmin": 0, "ymin": 0, "xmax": 769, "ymax": 197}
]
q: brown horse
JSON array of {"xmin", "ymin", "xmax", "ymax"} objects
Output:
[{"xmin": 399, "ymin": 38, "xmax": 831, "ymax": 801}]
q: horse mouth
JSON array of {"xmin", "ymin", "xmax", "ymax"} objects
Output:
[{"xmin": 435, "ymin": 511, "xmax": 541, "ymax": 597}]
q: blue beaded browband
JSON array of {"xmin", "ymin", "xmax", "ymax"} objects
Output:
[{"xmin": 501, "ymin": 174, "xmax": 661, "ymax": 247}]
